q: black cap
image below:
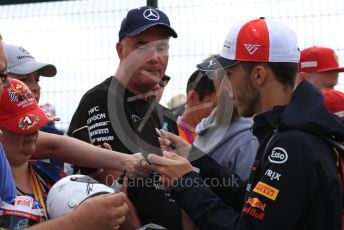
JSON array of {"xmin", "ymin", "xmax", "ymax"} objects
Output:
[
  {"xmin": 118, "ymin": 6, "xmax": 178, "ymax": 41},
  {"xmin": 196, "ymin": 55, "xmax": 239, "ymax": 72}
]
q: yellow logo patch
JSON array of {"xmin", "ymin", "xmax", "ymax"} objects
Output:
[{"xmin": 253, "ymin": 181, "xmax": 279, "ymax": 201}]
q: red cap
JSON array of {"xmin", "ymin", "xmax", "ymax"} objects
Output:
[
  {"xmin": 322, "ymin": 88, "xmax": 344, "ymax": 118},
  {"xmin": 0, "ymin": 78, "xmax": 59, "ymax": 134},
  {"xmin": 299, "ymin": 46, "xmax": 344, "ymax": 73}
]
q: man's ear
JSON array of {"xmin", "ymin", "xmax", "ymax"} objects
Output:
[
  {"xmin": 252, "ymin": 65, "xmax": 267, "ymax": 87},
  {"xmin": 187, "ymin": 90, "xmax": 200, "ymax": 106},
  {"xmin": 116, "ymin": 42, "xmax": 123, "ymax": 60}
]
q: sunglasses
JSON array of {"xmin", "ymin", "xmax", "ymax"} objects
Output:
[{"xmin": 159, "ymin": 75, "xmax": 170, "ymax": 87}]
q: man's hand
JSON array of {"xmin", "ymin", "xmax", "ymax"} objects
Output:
[
  {"xmin": 158, "ymin": 129, "xmax": 192, "ymax": 158},
  {"xmin": 70, "ymin": 193, "xmax": 129, "ymax": 230},
  {"xmin": 102, "ymin": 143, "xmax": 152, "ymax": 178},
  {"xmin": 148, "ymin": 151, "xmax": 193, "ymax": 189},
  {"xmin": 123, "ymin": 153, "xmax": 152, "ymax": 178}
]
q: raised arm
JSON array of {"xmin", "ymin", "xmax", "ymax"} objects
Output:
[{"xmin": 34, "ymin": 131, "xmax": 151, "ymax": 178}]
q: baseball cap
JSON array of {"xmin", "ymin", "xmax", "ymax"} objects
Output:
[
  {"xmin": 197, "ymin": 17, "xmax": 300, "ymax": 71},
  {"xmin": 0, "ymin": 78, "xmax": 58, "ymax": 134},
  {"xmin": 118, "ymin": 6, "xmax": 177, "ymax": 41},
  {"xmin": 4, "ymin": 44, "xmax": 57, "ymax": 77},
  {"xmin": 322, "ymin": 88, "xmax": 344, "ymax": 118},
  {"xmin": 299, "ymin": 46, "xmax": 344, "ymax": 73}
]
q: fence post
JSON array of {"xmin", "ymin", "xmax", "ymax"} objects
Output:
[{"xmin": 147, "ymin": 0, "xmax": 158, "ymax": 8}]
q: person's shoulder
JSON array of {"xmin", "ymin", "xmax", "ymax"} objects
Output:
[
  {"xmin": 267, "ymin": 130, "xmax": 339, "ymax": 187},
  {"xmin": 236, "ymin": 117, "xmax": 254, "ymax": 126},
  {"xmin": 273, "ymin": 130, "xmax": 312, "ymax": 147},
  {"xmin": 270, "ymin": 129, "xmax": 330, "ymax": 163},
  {"xmin": 276, "ymin": 129, "xmax": 321, "ymax": 145},
  {"xmin": 79, "ymin": 77, "xmax": 113, "ymax": 103},
  {"xmin": 158, "ymin": 103, "xmax": 174, "ymax": 117},
  {"xmin": 230, "ymin": 117, "xmax": 254, "ymax": 134},
  {"xmin": 82, "ymin": 77, "xmax": 112, "ymax": 97},
  {"xmin": 157, "ymin": 102, "xmax": 169, "ymax": 111}
]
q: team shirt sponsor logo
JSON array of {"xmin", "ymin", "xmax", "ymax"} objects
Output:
[
  {"xmin": 268, "ymin": 147, "xmax": 288, "ymax": 164},
  {"xmin": 92, "ymin": 136, "xmax": 114, "ymax": 143},
  {"xmin": 86, "ymin": 106, "xmax": 114, "ymax": 143},
  {"xmin": 88, "ymin": 106, "xmax": 99, "ymax": 115},
  {"xmin": 90, "ymin": 128, "xmax": 109, "ymax": 136},
  {"xmin": 131, "ymin": 115, "xmax": 141, "ymax": 123},
  {"xmin": 246, "ymin": 197, "xmax": 266, "ymax": 211},
  {"xmin": 242, "ymin": 205, "xmax": 265, "ymax": 220},
  {"xmin": 87, "ymin": 113, "xmax": 106, "ymax": 125},
  {"xmin": 253, "ymin": 181, "xmax": 279, "ymax": 201},
  {"xmin": 264, "ymin": 169, "xmax": 281, "ymax": 181},
  {"xmin": 87, "ymin": 106, "xmax": 107, "ymax": 125},
  {"xmin": 88, "ymin": 121, "xmax": 109, "ymax": 130}
]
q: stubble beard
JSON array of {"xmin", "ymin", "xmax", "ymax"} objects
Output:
[{"xmin": 238, "ymin": 79, "xmax": 260, "ymax": 118}]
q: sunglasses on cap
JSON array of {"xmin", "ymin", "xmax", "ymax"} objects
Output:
[{"xmin": 159, "ymin": 75, "xmax": 170, "ymax": 87}]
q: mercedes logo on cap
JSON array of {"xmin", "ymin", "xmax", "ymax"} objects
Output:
[
  {"xmin": 19, "ymin": 47, "xmax": 30, "ymax": 55},
  {"xmin": 143, "ymin": 9, "xmax": 160, "ymax": 21}
]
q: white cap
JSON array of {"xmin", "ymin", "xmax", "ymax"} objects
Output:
[
  {"xmin": 4, "ymin": 44, "xmax": 57, "ymax": 77},
  {"xmin": 47, "ymin": 175, "xmax": 114, "ymax": 219},
  {"xmin": 197, "ymin": 17, "xmax": 300, "ymax": 71}
]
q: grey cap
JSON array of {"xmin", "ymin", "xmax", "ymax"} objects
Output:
[{"xmin": 4, "ymin": 44, "xmax": 57, "ymax": 77}]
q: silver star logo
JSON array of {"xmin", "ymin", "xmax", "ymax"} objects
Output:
[
  {"xmin": 143, "ymin": 9, "xmax": 160, "ymax": 21},
  {"xmin": 19, "ymin": 47, "xmax": 30, "ymax": 55}
]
